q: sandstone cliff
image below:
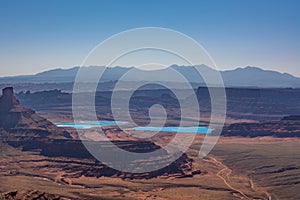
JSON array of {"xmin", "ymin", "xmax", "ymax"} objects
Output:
[
  {"xmin": 0, "ymin": 87, "xmax": 71, "ymax": 140},
  {"xmin": 222, "ymin": 115, "xmax": 300, "ymax": 137},
  {"xmin": 0, "ymin": 87, "xmax": 197, "ymax": 179}
]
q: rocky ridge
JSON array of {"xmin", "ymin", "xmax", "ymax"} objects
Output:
[
  {"xmin": 0, "ymin": 190, "xmax": 67, "ymax": 200},
  {"xmin": 222, "ymin": 115, "xmax": 300, "ymax": 137},
  {"xmin": 0, "ymin": 87, "xmax": 71, "ymax": 140},
  {"xmin": 0, "ymin": 87, "xmax": 197, "ymax": 180}
]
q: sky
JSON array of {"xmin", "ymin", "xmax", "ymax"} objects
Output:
[{"xmin": 0, "ymin": 0, "xmax": 299, "ymax": 77}]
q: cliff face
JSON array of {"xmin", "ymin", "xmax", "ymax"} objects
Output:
[
  {"xmin": 0, "ymin": 87, "xmax": 71, "ymax": 139},
  {"xmin": 0, "ymin": 87, "xmax": 19, "ymax": 112},
  {"xmin": 0, "ymin": 87, "xmax": 196, "ymax": 179},
  {"xmin": 222, "ymin": 115, "xmax": 300, "ymax": 137},
  {"xmin": 0, "ymin": 87, "xmax": 22, "ymax": 128}
]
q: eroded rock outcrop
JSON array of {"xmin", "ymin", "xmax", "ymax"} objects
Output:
[
  {"xmin": 0, "ymin": 87, "xmax": 71, "ymax": 139},
  {"xmin": 0, "ymin": 87, "xmax": 197, "ymax": 179},
  {"xmin": 0, "ymin": 87, "xmax": 19, "ymax": 111},
  {"xmin": 0, "ymin": 190, "xmax": 66, "ymax": 200},
  {"xmin": 222, "ymin": 115, "xmax": 300, "ymax": 137}
]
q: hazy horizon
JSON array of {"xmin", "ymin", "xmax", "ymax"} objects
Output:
[
  {"xmin": 0, "ymin": 0, "xmax": 299, "ymax": 77},
  {"xmin": 1, "ymin": 64, "xmax": 299, "ymax": 79}
]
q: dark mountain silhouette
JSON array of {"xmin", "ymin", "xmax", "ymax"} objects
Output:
[
  {"xmin": 221, "ymin": 66, "xmax": 300, "ymax": 88},
  {"xmin": 0, "ymin": 65, "xmax": 299, "ymax": 88}
]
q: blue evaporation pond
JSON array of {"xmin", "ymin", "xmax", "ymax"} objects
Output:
[
  {"xmin": 55, "ymin": 121, "xmax": 128, "ymax": 129},
  {"xmin": 133, "ymin": 126, "xmax": 212, "ymax": 134}
]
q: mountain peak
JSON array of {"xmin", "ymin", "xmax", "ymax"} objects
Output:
[
  {"xmin": 35, "ymin": 67, "xmax": 80, "ymax": 76},
  {"xmin": 243, "ymin": 66, "xmax": 262, "ymax": 70},
  {"xmin": 0, "ymin": 65, "xmax": 299, "ymax": 88}
]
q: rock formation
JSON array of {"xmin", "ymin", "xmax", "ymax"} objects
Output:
[
  {"xmin": 222, "ymin": 115, "xmax": 300, "ymax": 137},
  {"xmin": 282, "ymin": 115, "xmax": 300, "ymax": 121},
  {"xmin": 0, "ymin": 87, "xmax": 71, "ymax": 139},
  {"xmin": 0, "ymin": 87, "xmax": 20, "ymax": 112},
  {"xmin": 0, "ymin": 87, "xmax": 197, "ymax": 179},
  {"xmin": 0, "ymin": 190, "xmax": 66, "ymax": 200}
]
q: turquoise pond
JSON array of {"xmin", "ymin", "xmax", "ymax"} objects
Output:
[
  {"xmin": 55, "ymin": 121, "xmax": 211, "ymax": 134},
  {"xmin": 55, "ymin": 121, "xmax": 128, "ymax": 129},
  {"xmin": 133, "ymin": 126, "xmax": 212, "ymax": 134}
]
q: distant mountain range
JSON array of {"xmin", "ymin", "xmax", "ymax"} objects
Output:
[{"xmin": 0, "ymin": 65, "xmax": 299, "ymax": 88}]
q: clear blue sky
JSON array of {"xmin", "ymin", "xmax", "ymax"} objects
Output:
[{"xmin": 0, "ymin": 0, "xmax": 299, "ymax": 76}]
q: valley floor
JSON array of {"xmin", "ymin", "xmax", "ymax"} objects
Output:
[{"xmin": 1, "ymin": 136, "xmax": 298, "ymax": 200}]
